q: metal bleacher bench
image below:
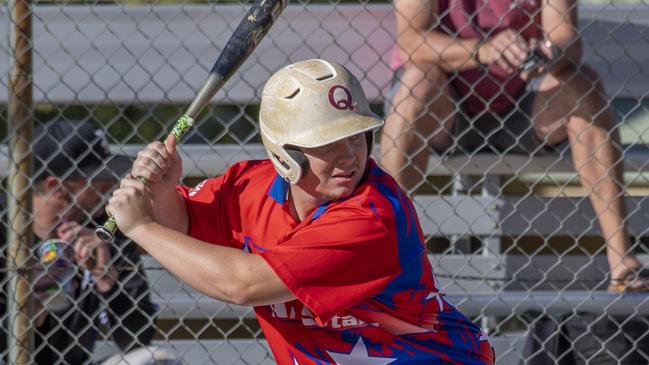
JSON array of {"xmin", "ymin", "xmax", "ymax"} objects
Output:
[{"xmin": 1, "ymin": 3, "xmax": 649, "ymax": 364}]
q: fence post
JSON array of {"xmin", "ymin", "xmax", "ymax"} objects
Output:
[{"xmin": 7, "ymin": 0, "xmax": 34, "ymax": 362}]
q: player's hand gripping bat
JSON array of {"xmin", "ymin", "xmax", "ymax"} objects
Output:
[{"xmin": 95, "ymin": 0, "xmax": 288, "ymax": 242}]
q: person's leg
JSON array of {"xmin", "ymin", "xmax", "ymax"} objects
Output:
[
  {"xmin": 528, "ymin": 65, "xmax": 645, "ymax": 290},
  {"xmin": 380, "ymin": 64, "xmax": 457, "ymax": 193}
]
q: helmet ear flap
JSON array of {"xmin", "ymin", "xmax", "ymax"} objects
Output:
[
  {"xmin": 365, "ymin": 131, "xmax": 374, "ymax": 157},
  {"xmin": 285, "ymin": 146, "xmax": 308, "ymax": 181}
]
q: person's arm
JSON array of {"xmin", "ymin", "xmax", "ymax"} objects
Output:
[
  {"xmin": 58, "ymin": 219, "xmax": 156, "ymax": 349},
  {"xmin": 395, "ymin": 0, "xmax": 481, "ymax": 71},
  {"xmin": 128, "ymin": 221, "xmax": 295, "ymax": 306},
  {"xmin": 151, "ymin": 186, "xmax": 188, "ymax": 233},
  {"xmin": 57, "ymin": 221, "xmax": 118, "ymax": 293},
  {"xmin": 541, "ymin": 0, "xmax": 581, "ymax": 73},
  {"xmin": 107, "ymin": 179, "xmax": 295, "ymax": 306},
  {"xmin": 395, "ymin": 0, "xmax": 530, "ymax": 73}
]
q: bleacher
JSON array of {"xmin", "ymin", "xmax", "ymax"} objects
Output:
[{"xmin": 1, "ymin": 3, "xmax": 649, "ymax": 364}]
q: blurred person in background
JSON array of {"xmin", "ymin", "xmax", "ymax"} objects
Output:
[
  {"xmin": 0, "ymin": 119, "xmax": 178, "ymax": 364},
  {"xmin": 380, "ymin": 0, "xmax": 649, "ymax": 293}
]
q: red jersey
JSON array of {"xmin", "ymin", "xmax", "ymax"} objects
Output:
[
  {"xmin": 391, "ymin": 0, "xmax": 542, "ymax": 115},
  {"xmin": 178, "ymin": 159, "xmax": 494, "ymax": 364}
]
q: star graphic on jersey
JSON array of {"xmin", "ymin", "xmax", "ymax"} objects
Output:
[{"xmin": 326, "ymin": 337, "xmax": 397, "ymax": 365}]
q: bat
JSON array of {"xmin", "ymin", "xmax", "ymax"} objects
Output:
[{"xmin": 95, "ymin": 0, "xmax": 288, "ymax": 242}]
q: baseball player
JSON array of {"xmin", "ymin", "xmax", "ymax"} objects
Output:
[{"xmin": 106, "ymin": 59, "xmax": 495, "ymax": 364}]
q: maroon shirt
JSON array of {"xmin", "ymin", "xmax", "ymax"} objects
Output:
[{"xmin": 391, "ymin": 0, "xmax": 543, "ymax": 115}]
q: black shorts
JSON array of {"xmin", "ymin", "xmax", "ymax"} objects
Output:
[{"xmin": 384, "ymin": 68, "xmax": 565, "ymax": 155}]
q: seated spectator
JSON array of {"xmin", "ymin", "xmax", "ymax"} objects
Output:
[
  {"xmin": 0, "ymin": 119, "xmax": 178, "ymax": 364},
  {"xmin": 380, "ymin": 0, "xmax": 649, "ymax": 292}
]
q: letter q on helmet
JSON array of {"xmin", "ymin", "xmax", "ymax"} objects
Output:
[{"xmin": 259, "ymin": 59, "xmax": 384, "ymax": 184}]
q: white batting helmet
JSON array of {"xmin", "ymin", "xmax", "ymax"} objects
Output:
[{"xmin": 259, "ymin": 59, "xmax": 383, "ymax": 184}]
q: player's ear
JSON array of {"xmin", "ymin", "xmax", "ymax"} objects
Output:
[
  {"xmin": 42, "ymin": 176, "xmax": 63, "ymax": 196},
  {"xmin": 35, "ymin": 176, "xmax": 70, "ymax": 202}
]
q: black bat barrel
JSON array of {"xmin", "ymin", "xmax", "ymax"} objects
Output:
[{"xmin": 186, "ymin": 0, "xmax": 287, "ymax": 118}]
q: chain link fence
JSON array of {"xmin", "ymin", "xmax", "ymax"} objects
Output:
[{"xmin": 1, "ymin": 0, "xmax": 649, "ymax": 363}]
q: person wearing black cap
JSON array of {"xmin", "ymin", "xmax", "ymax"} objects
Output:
[{"xmin": 0, "ymin": 119, "xmax": 177, "ymax": 364}]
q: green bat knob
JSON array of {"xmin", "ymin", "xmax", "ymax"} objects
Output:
[
  {"xmin": 95, "ymin": 218, "xmax": 117, "ymax": 243},
  {"xmin": 95, "ymin": 175, "xmax": 150, "ymax": 242}
]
